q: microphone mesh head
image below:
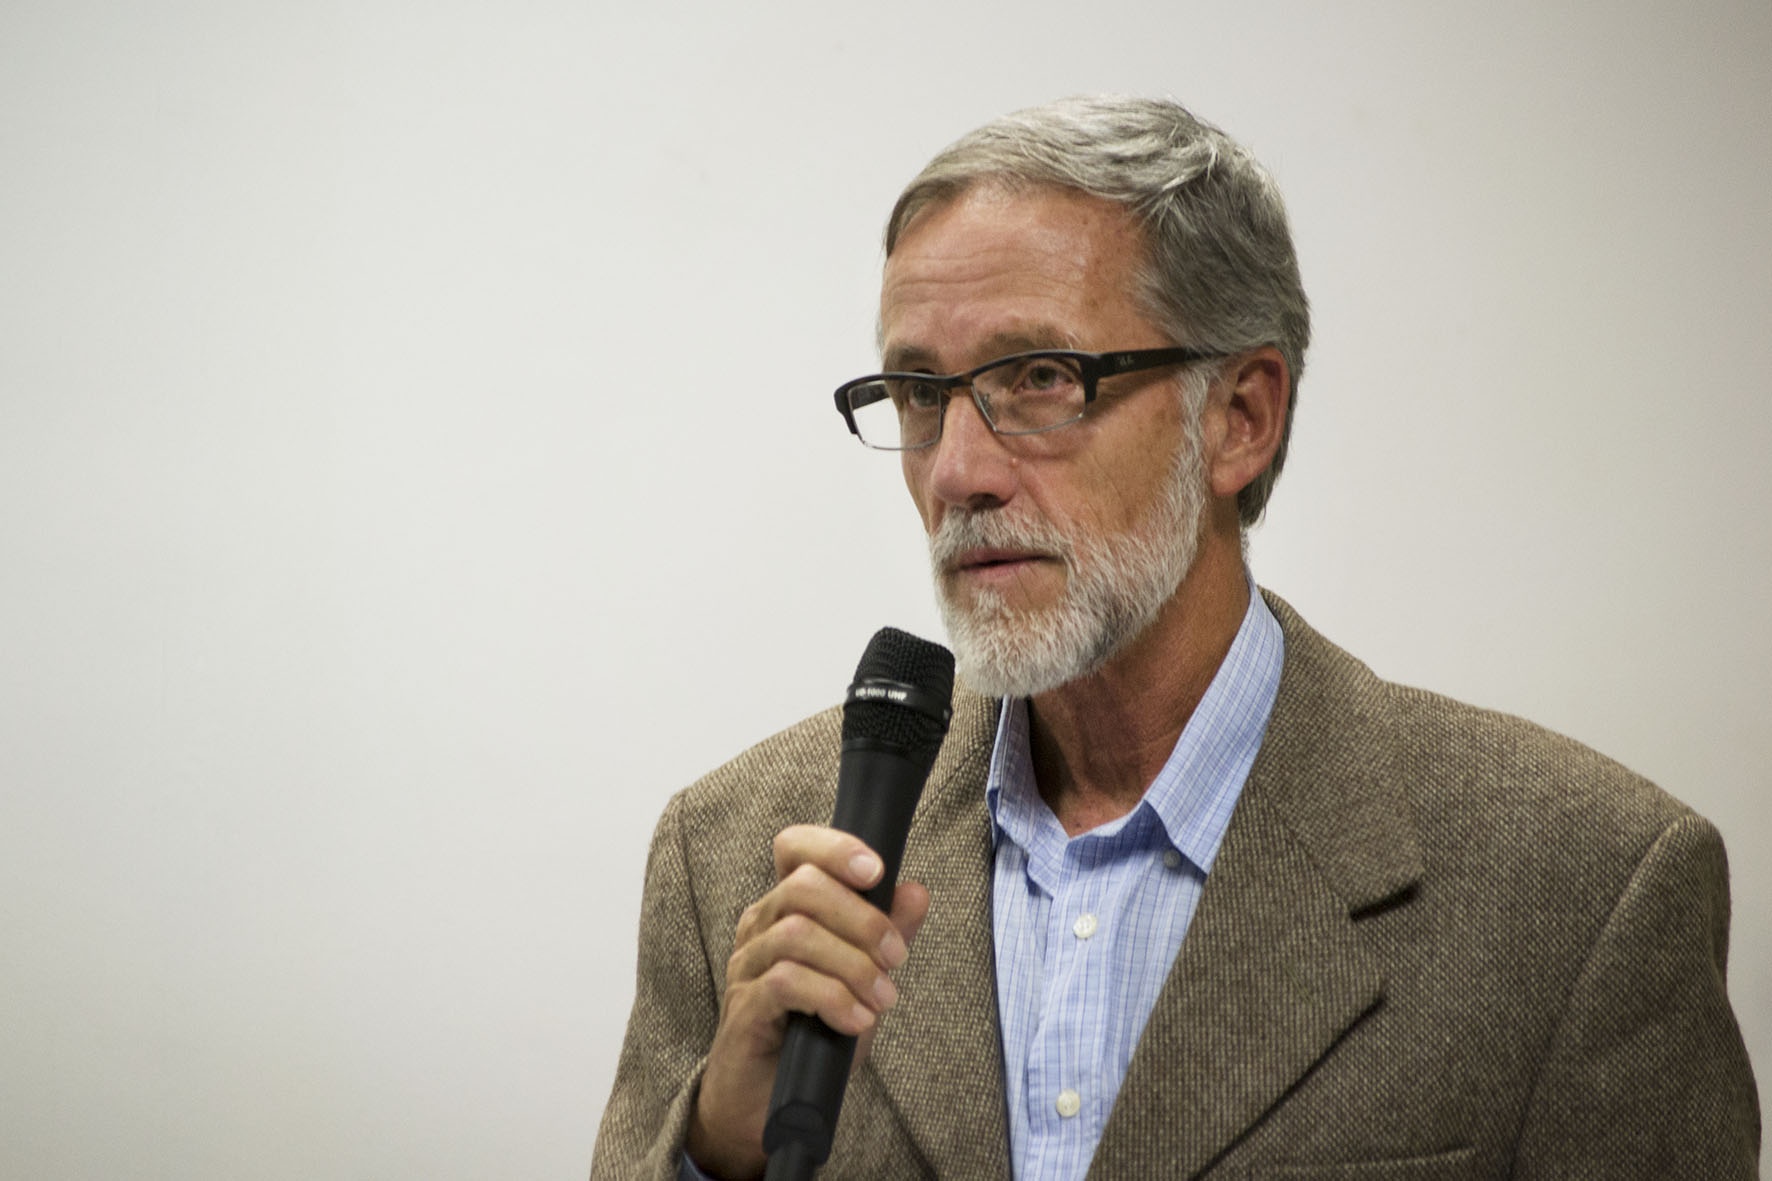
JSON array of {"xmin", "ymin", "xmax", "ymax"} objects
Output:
[{"xmin": 841, "ymin": 628, "xmax": 956, "ymax": 762}]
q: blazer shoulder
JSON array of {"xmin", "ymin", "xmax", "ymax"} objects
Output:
[
  {"xmin": 1380, "ymin": 675, "xmax": 1693, "ymax": 850},
  {"xmin": 673, "ymin": 705, "xmax": 846, "ymax": 830},
  {"xmin": 669, "ymin": 691, "xmax": 999, "ymax": 836},
  {"xmin": 1261, "ymin": 588, "xmax": 1698, "ymax": 867}
]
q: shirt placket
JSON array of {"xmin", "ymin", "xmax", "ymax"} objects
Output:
[{"xmin": 1023, "ymin": 839, "xmax": 1111, "ymax": 1176}]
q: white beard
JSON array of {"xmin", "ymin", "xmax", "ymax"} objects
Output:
[{"xmin": 928, "ymin": 429, "xmax": 1206, "ymax": 698}]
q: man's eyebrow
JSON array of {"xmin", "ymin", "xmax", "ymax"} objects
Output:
[
  {"xmin": 881, "ymin": 345, "xmax": 940, "ymax": 372},
  {"xmin": 881, "ymin": 329, "xmax": 1078, "ymax": 374}
]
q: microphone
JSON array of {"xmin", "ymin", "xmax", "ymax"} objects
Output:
[{"xmin": 761, "ymin": 627, "xmax": 956, "ymax": 1181}]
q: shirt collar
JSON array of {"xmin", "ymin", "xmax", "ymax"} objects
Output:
[{"xmin": 985, "ymin": 581, "xmax": 1284, "ymax": 876}]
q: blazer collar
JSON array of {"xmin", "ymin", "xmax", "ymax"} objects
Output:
[{"xmin": 1090, "ymin": 591, "xmax": 1425, "ymax": 1177}]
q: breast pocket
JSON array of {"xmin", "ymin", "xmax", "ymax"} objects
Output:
[{"xmin": 1255, "ymin": 1146, "xmax": 1480, "ymax": 1179}]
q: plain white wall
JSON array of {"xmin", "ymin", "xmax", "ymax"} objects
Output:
[{"xmin": 3, "ymin": 1, "xmax": 1766, "ymax": 1176}]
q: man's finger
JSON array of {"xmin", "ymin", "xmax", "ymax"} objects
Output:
[{"xmin": 772, "ymin": 823, "xmax": 885, "ymax": 890}]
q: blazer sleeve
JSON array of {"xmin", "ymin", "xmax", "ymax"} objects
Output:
[
  {"xmin": 591, "ymin": 793, "xmax": 721, "ymax": 1181},
  {"xmin": 1513, "ymin": 811, "xmax": 1761, "ymax": 1178}
]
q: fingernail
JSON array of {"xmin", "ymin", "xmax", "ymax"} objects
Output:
[
  {"xmin": 879, "ymin": 928, "xmax": 907, "ymax": 969},
  {"xmin": 849, "ymin": 852, "xmax": 882, "ymax": 884},
  {"xmin": 849, "ymin": 1003, "xmax": 875, "ymax": 1031},
  {"xmin": 873, "ymin": 975, "xmax": 898, "ymax": 1010}
]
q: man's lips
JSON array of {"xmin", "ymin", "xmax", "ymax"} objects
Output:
[{"xmin": 948, "ymin": 548, "xmax": 1055, "ymax": 578}]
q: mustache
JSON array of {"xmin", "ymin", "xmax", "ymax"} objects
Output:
[{"xmin": 928, "ymin": 507, "xmax": 1075, "ymax": 571}]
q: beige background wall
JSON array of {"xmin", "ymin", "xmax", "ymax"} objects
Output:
[{"xmin": 3, "ymin": 1, "xmax": 1766, "ymax": 1175}]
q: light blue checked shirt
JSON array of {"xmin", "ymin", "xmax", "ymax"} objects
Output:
[{"xmin": 987, "ymin": 585, "xmax": 1283, "ymax": 1180}]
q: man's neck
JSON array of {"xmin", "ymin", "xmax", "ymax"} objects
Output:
[{"xmin": 1026, "ymin": 529, "xmax": 1250, "ymax": 837}]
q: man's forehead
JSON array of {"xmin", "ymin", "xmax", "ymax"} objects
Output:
[
  {"xmin": 876, "ymin": 186, "xmax": 1154, "ymax": 368},
  {"xmin": 885, "ymin": 186, "xmax": 1138, "ymax": 281}
]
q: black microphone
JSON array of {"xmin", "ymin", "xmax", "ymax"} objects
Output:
[{"xmin": 761, "ymin": 627, "xmax": 956, "ymax": 1181}]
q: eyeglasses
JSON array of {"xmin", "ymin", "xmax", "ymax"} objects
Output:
[{"xmin": 833, "ymin": 347, "xmax": 1219, "ymax": 451}]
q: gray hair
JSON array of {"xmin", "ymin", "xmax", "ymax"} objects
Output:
[{"xmin": 885, "ymin": 96, "xmax": 1310, "ymax": 527}]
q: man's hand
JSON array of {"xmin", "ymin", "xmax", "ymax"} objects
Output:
[{"xmin": 685, "ymin": 824, "xmax": 932, "ymax": 1180}]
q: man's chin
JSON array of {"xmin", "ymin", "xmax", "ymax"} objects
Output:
[
  {"xmin": 940, "ymin": 602, "xmax": 1091, "ymax": 698},
  {"xmin": 951, "ymin": 645, "xmax": 1094, "ymax": 700},
  {"xmin": 937, "ymin": 586, "xmax": 1038, "ymax": 639}
]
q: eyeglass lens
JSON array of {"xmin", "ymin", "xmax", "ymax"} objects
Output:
[{"xmin": 846, "ymin": 354, "xmax": 1089, "ymax": 449}]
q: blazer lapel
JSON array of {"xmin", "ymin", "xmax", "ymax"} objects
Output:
[
  {"xmin": 865, "ymin": 693, "xmax": 1013, "ymax": 1179},
  {"xmin": 1089, "ymin": 595, "xmax": 1424, "ymax": 1177}
]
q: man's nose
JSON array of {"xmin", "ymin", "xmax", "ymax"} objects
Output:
[{"xmin": 926, "ymin": 389, "xmax": 1016, "ymax": 509}]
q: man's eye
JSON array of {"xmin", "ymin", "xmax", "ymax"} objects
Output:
[
  {"xmin": 896, "ymin": 380, "xmax": 942, "ymax": 410},
  {"xmin": 1020, "ymin": 361, "xmax": 1079, "ymax": 393}
]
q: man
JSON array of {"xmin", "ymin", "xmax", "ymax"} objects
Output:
[{"xmin": 593, "ymin": 97, "xmax": 1760, "ymax": 1179}]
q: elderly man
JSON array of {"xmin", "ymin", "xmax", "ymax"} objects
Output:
[{"xmin": 593, "ymin": 97, "xmax": 1759, "ymax": 1180}]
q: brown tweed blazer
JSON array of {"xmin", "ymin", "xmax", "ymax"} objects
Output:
[{"xmin": 594, "ymin": 593, "xmax": 1760, "ymax": 1179}]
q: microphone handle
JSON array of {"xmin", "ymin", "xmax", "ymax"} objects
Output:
[
  {"xmin": 762, "ymin": 1016, "xmax": 855, "ymax": 1181},
  {"xmin": 763, "ymin": 1136, "xmax": 821, "ymax": 1181},
  {"xmin": 829, "ymin": 739, "xmax": 924, "ymax": 909},
  {"xmin": 760, "ymin": 742, "xmax": 927, "ymax": 1174}
]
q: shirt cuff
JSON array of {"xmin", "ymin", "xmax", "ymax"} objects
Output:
[{"xmin": 677, "ymin": 1152, "xmax": 716, "ymax": 1181}]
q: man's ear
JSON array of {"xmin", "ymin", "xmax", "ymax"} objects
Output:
[{"xmin": 1206, "ymin": 346, "xmax": 1289, "ymax": 501}]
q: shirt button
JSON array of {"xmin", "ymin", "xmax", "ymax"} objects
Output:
[
  {"xmin": 1055, "ymin": 1088, "xmax": 1081, "ymax": 1118},
  {"xmin": 1163, "ymin": 849, "xmax": 1182, "ymax": 870},
  {"xmin": 1072, "ymin": 912, "xmax": 1098, "ymax": 939}
]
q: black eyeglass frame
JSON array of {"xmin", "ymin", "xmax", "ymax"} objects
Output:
[{"xmin": 832, "ymin": 346, "xmax": 1222, "ymax": 451}]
